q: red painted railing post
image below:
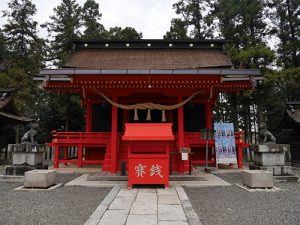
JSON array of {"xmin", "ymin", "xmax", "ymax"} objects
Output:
[
  {"xmin": 237, "ymin": 144, "xmax": 243, "ymax": 169},
  {"xmin": 54, "ymin": 145, "xmax": 59, "ymax": 168},
  {"xmin": 236, "ymin": 131, "xmax": 244, "ymax": 169},
  {"xmin": 63, "ymin": 147, "xmax": 68, "ymax": 165},
  {"xmin": 78, "ymin": 144, "xmax": 83, "ymax": 168}
]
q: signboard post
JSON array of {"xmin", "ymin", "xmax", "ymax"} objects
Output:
[
  {"xmin": 179, "ymin": 147, "xmax": 190, "ymax": 160},
  {"xmin": 200, "ymin": 129, "xmax": 214, "ymax": 171},
  {"xmin": 179, "ymin": 147, "xmax": 192, "ymax": 174},
  {"xmin": 214, "ymin": 123, "xmax": 237, "ymax": 166}
]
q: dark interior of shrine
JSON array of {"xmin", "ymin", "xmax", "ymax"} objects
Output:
[{"xmin": 91, "ymin": 103, "xmax": 206, "ymax": 132}]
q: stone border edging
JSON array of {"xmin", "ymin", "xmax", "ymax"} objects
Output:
[
  {"xmin": 176, "ymin": 186, "xmax": 203, "ymax": 225},
  {"xmin": 84, "ymin": 186, "xmax": 121, "ymax": 225},
  {"xmin": 0, "ymin": 175, "xmax": 24, "ymax": 182}
]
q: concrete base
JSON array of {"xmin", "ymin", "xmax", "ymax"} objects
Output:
[
  {"xmin": 13, "ymin": 152, "xmax": 44, "ymax": 166},
  {"xmin": 241, "ymin": 170, "xmax": 273, "ymax": 188},
  {"xmin": 0, "ymin": 175, "xmax": 24, "ymax": 182},
  {"xmin": 254, "ymin": 152, "xmax": 285, "ymax": 166},
  {"xmin": 249, "ymin": 164, "xmax": 293, "ymax": 176},
  {"xmin": 8, "ymin": 143, "xmax": 47, "ymax": 166},
  {"xmin": 251, "ymin": 144, "xmax": 289, "ymax": 153},
  {"xmin": 5, "ymin": 164, "xmax": 48, "ymax": 176},
  {"xmin": 273, "ymin": 175, "xmax": 299, "ymax": 183},
  {"xmin": 24, "ymin": 170, "xmax": 56, "ymax": 188}
]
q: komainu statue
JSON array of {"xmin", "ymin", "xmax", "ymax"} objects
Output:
[
  {"xmin": 259, "ymin": 124, "xmax": 276, "ymax": 144},
  {"xmin": 21, "ymin": 122, "xmax": 39, "ymax": 144}
]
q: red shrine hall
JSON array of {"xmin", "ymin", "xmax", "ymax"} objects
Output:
[{"xmin": 35, "ymin": 40, "xmax": 261, "ymax": 176}]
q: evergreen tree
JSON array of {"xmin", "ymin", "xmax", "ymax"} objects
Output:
[
  {"xmin": 209, "ymin": 0, "xmax": 275, "ymax": 140},
  {"xmin": 108, "ymin": 27, "xmax": 142, "ymax": 40},
  {"xmin": 82, "ymin": 0, "xmax": 107, "ymax": 39},
  {"xmin": 1, "ymin": 0, "xmax": 43, "ymax": 113},
  {"xmin": 41, "ymin": 0, "xmax": 84, "ymax": 131},
  {"xmin": 42, "ymin": 0, "xmax": 82, "ymax": 66},
  {"xmin": 268, "ymin": 0, "xmax": 300, "ymax": 68},
  {"xmin": 210, "ymin": 0, "xmax": 273, "ymax": 68},
  {"xmin": 166, "ymin": 0, "xmax": 213, "ymax": 39},
  {"xmin": 2, "ymin": 0, "xmax": 44, "ymax": 70},
  {"xmin": 0, "ymin": 30, "xmax": 8, "ymax": 65},
  {"xmin": 163, "ymin": 18, "xmax": 189, "ymax": 40}
]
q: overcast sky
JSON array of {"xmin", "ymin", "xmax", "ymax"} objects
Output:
[{"xmin": 0, "ymin": 0, "xmax": 177, "ymax": 39}]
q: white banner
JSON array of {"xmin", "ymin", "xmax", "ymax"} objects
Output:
[{"xmin": 214, "ymin": 123, "xmax": 237, "ymax": 164}]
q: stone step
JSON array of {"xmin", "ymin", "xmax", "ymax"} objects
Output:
[
  {"xmin": 273, "ymin": 175, "xmax": 299, "ymax": 182},
  {"xmin": 87, "ymin": 173, "xmax": 206, "ymax": 181},
  {"xmin": 249, "ymin": 164, "xmax": 294, "ymax": 176}
]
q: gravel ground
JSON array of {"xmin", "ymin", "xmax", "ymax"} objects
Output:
[
  {"xmin": 0, "ymin": 175, "xmax": 111, "ymax": 225},
  {"xmin": 184, "ymin": 169, "xmax": 300, "ymax": 225}
]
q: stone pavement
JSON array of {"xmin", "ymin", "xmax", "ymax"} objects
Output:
[
  {"xmin": 85, "ymin": 186, "xmax": 202, "ymax": 225},
  {"xmin": 65, "ymin": 173, "xmax": 230, "ymax": 187}
]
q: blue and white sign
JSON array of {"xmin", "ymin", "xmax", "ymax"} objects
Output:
[{"xmin": 214, "ymin": 123, "xmax": 237, "ymax": 164}]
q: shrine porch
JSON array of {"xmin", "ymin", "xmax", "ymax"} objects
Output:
[{"xmin": 49, "ymin": 131, "xmax": 246, "ymax": 173}]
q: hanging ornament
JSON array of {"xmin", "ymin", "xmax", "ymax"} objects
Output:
[
  {"xmin": 134, "ymin": 109, "xmax": 139, "ymax": 121},
  {"xmin": 161, "ymin": 110, "xmax": 166, "ymax": 122},
  {"xmin": 146, "ymin": 109, "xmax": 151, "ymax": 121}
]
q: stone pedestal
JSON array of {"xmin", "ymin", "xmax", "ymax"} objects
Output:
[
  {"xmin": 24, "ymin": 170, "xmax": 56, "ymax": 188},
  {"xmin": 5, "ymin": 144, "xmax": 48, "ymax": 176},
  {"xmin": 8, "ymin": 143, "xmax": 47, "ymax": 166},
  {"xmin": 241, "ymin": 170, "xmax": 273, "ymax": 188},
  {"xmin": 5, "ymin": 164, "xmax": 48, "ymax": 176},
  {"xmin": 250, "ymin": 143, "xmax": 298, "ymax": 182}
]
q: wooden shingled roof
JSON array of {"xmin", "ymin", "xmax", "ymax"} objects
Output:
[
  {"xmin": 64, "ymin": 40, "xmax": 233, "ymax": 70},
  {"xmin": 0, "ymin": 89, "xmax": 32, "ymax": 124}
]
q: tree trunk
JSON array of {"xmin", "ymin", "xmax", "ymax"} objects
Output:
[
  {"xmin": 15, "ymin": 125, "xmax": 20, "ymax": 144},
  {"xmin": 286, "ymin": 0, "xmax": 297, "ymax": 66}
]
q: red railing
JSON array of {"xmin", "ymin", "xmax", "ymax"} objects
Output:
[
  {"xmin": 49, "ymin": 131, "xmax": 247, "ymax": 169},
  {"xmin": 183, "ymin": 131, "xmax": 247, "ymax": 146},
  {"xmin": 51, "ymin": 131, "xmax": 111, "ymax": 144}
]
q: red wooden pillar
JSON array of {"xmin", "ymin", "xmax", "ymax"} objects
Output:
[
  {"xmin": 54, "ymin": 145, "xmax": 59, "ymax": 168},
  {"xmin": 63, "ymin": 147, "xmax": 68, "ymax": 166},
  {"xmin": 237, "ymin": 144, "xmax": 243, "ymax": 169},
  {"xmin": 205, "ymin": 101, "xmax": 212, "ymax": 129},
  {"xmin": 178, "ymin": 96, "xmax": 185, "ymax": 174},
  {"xmin": 85, "ymin": 100, "xmax": 92, "ymax": 132},
  {"xmin": 78, "ymin": 144, "xmax": 83, "ymax": 168},
  {"xmin": 111, "ymin": 96, "xmax": 118, "ymax": 173}
]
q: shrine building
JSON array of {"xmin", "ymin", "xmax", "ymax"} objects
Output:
[{"xmin": 35, "ymin": 40, "xmax": 261, "ymax": 174}]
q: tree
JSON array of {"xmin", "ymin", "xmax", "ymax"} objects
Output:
[
  {"xmin": 268, "ymin": 0, "xmax": 300, "ymax": 68},
  {"xmin": 108, "ymin": 26, "xmax": 142, "ymax": 40},
  {"xmin": 163, "ymin": 18, "xmax": 189, "ymax": 40},
  {"xmin": 2, "ymin": 0, "xmax": 44, "ymax": 70},
  {"xmin": 82, "ymin": 0, "xmax": 107, "ymax": 39},
  {"xmin": 0, "ymin": 29, "xmax": 8, "ymax": 66},
  {"xmin": 1, "ymin": 0, "xmax": 43, "ymax": 112},
  {"xmin": 41, "ymin": 0, "xmax": 84, "ymax": 132},
  {"xmin": 27, "ymin": 91, "xmax": 85, "ymax": 142},
  {"xmin": 210, "ymin": 0, "xmax": 273, "ymax": 68},
  {"xmin": 209, "ymin": 0, "xmax": 276, "ymax": 141},
  {"xmin": 167, "ymin": 0, "xmax": 213, "ymax": 39},
  {"xmin": 42, "ymin": 0, "xmax": 82, "ymax": 66}
]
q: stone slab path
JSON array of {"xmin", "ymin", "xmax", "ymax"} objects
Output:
[
  {"xmin": 85, "ymin": 186, "xmax": 202, "ymax": 225},
  {"xmin": 65, "ymin": 173, "xmax": 230, "ymax": 187}
]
